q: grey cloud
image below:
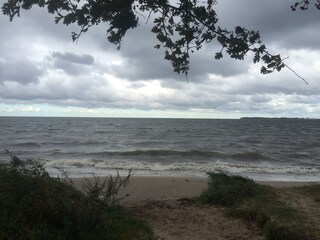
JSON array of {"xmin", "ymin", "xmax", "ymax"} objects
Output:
[
  {"xmin": 0, "ymin": 58, "xmax": 44, "ymax": 84},
  {"xmin": 15, "ymin": 6, "xmax": 78, "ymax": 41},
  {"xmin": 187, "ymin": 47, "xmax": 251, "ymax": 80},
  {"xmin": 51, "ymin": 52, "xmax": 94, "ymax": 65},
  {"xmin": 105, "ymin": 25, "xmax": 250, "ymax": 82},
  {"xmin": 0, "ymin": 6, "xmax": 77, "ymax": 55},
  {"xmin": 128, "ymin": 82, "xmax": 147, "ymax": 89},
  {"xmin": 0, "ymin": 77, "xmax": 105, "ymax": 102},
  {"xmin": 215, "ymin": 0, "xmax": 320, "ymax": 50},
  {"xmin": 1, "ymin": 0, "xmax": 320, "ymax": 118},
  {"xmin": 50, "ymin": 52, "xmax": 94, "ymax": 75},
  {"xmin": 160, "ymin": 80, "xmax": 190, "ymax": 90},
  {"xmin": 86, "ymin": 1, "xmax": 320, "ymax": 83},
  {"xmin": 0, "ymin": 75, "xmax": 319, "ymax": 118},
  {"xmin": 249, "ymin": 95, "xmax": 272, "ymax": 104},
  {"xmin": 108, "ymin": 25, "xmax": 180, "ymax": 81},
  {"xmin": 287, "ymin": 94, "xmax": 320, "ymax": 104},
  {"xmin": 226, "ymin": 81, "xmax": 308, "ymax": 96}
]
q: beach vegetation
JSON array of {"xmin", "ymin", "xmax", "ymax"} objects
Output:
[
  {"xmin": 199, "ymin": 172, "xmax": 319, "ymax": 240},
  {"xmin": 0, "ymin": 152, "xmax": 154, "ymax": 240}
]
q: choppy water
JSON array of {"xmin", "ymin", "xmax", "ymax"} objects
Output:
[{"xmin": 0, "ymin": 117, "xmax": 319, "ymax": 181}]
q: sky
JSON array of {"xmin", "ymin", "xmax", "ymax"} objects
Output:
[{"xmin": 0, "ymin": 0, "xmax": 320, "ymax": 118}]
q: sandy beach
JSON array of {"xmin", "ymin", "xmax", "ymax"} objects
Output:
[
  {"xmin": 71, "ymin": 175, "xmax": 318, "ymax": 204},
  {"xmin": 70, "ymin": 176, "xmax": 319, "ymax": 240}
]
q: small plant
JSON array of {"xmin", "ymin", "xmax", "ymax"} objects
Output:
[
  {"xmin": 81, "ymin": 170, "xmax": 133, "ymax": 206},
  {"xmin": 54, "ymin": 161, "xmax": 133, "ymax": 206}
]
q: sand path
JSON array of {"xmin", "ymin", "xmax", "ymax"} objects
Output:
[
  {"xmin": 279, "ymin": 188, "xmax": 320, "ymax": 237},
  {"xmin": 71, "ymin": 176, "xmax": 318, "ymax": 239},
  {"xmin": 128, "ymin": 199, "xmax": 262, "ymax": 240}
]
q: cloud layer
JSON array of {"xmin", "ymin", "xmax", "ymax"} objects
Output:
[{"xmin": 0, "ymin": 0, "xmax": 320, "ymax": 118}]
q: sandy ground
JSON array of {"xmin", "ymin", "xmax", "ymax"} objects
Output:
[
  {"xmin": 70, "ymin": 176, "xmax": 318, "ymax": 240},
  {"xmin": 71, "ymin": 176, "xmax": 208, "ymax": 203},
  {"xmin": 71, "ymin": 176, "xmax": 316, "ymax": 203},
  {"xmin": 278, "ymin": 187, "xmax": 320, "ymax": 237},
  {"xmin": 129, "ymin": 199, "xmax": 262, "ymax": 240}
]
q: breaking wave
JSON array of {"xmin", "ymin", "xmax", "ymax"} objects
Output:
[{"xmin": 42, "ymin": 158, "xmax": 320, "ymax": 181}]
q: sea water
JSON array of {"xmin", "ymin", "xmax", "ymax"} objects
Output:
[{"xmin": 0, "ymin": 117, "xmax": 319, "ymax": 181}]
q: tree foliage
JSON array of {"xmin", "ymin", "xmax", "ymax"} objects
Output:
[
  {"xmin": 291, "ymin": 0, "xmax": 320, "ymax": 11},
  {"xmin": 1, "ymin": 0, "xmax": 317, "ymax": 81}
]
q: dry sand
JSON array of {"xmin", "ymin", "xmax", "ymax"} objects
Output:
[
  {"xmin": 71, "ymin": 176, "xmax": 317, "ymax": 204},
  {"xmin": 129, "ymin": 198, "xmax": 262, "ymax": 240},
  {"xmin": 70, "ymin": 176, "xmax": 318, "ymax": 240}
]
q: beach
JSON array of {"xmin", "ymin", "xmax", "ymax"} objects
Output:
[
  {"xmin": 70, "ymin": 176, "xmax": 320, "ymax": 240},
  {"xmin": 71, "ymin": 175, "xmax": 318, "ymax": 204}
]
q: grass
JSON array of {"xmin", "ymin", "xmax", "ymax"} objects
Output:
[
  {"xmin": 0, "ymin": 161, "xmax": 154, "ymax": 240},
  {"xmin": 198, "ymin": 172, "xmax": 319, "ymax": 240}
]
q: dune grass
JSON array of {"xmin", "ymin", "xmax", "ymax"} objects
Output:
[
  {"xmin": 198, "ymin": 172, "xmax": 319, "ymax": 240},
  {"xmin": 0, "ymin": 162, "xmax": 154, "ymax": 240}
]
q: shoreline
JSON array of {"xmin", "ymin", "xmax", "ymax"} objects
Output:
[{"xmin": 70, "ymin": 176, "xmax": 319, "ymax": 204}]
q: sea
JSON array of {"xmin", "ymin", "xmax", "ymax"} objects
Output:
[{"xmin": 0, "ymin": 117, "xmax": 319, "ymax": 182}]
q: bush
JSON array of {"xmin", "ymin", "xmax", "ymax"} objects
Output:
[
  {"xmin": 0, "ymin": 152, "xmax": 154, "ymax": 240},
  {"xmin": 81, "ymin": 170, "xmax": 132, "ymax": 206},
  {"xmin": 198, "ymin": 172, "xmax": 317, "ymax": 240},
  {"xmin": 198, "ymin": 172, "xmax": 260, "ymax": 207}
]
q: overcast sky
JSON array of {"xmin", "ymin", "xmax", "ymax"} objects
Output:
[{"xmin": 1, "ymin": 0, "xmax": 320, "ymax": 118}]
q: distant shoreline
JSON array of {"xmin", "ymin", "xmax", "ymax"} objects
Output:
[
  {"xmin": 1, "ymin": 115, "xmax": 319, "ymax": 120},
  {"xmin": 240, "ymin": 117, "xmax": 316, "ymax": 120}
]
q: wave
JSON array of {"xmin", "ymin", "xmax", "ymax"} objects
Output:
[
  {"xmin": 230, "ymin": 152, "xmax": 268, "ymax": 161},
  {"xmin": 12, "ymin": 142, "xmax": 42, "ymax": 147},
  {"xmin": 117, "ymin": 150, "xmax": 223, "ymax": 157},
  {"xmin": 88, "ymin": 149, "xmax": 270, "ymax": 162},
  {"xmin": 90, "ymin": 149, "xmax": 226, "ymax": 157},
  {"xmin": 43, "ymin": 158, "xmax": 320, "ymax": 180},
  {"xmin": 88, "ymin": 149, "xmax": 223, "ymax": 158}
]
